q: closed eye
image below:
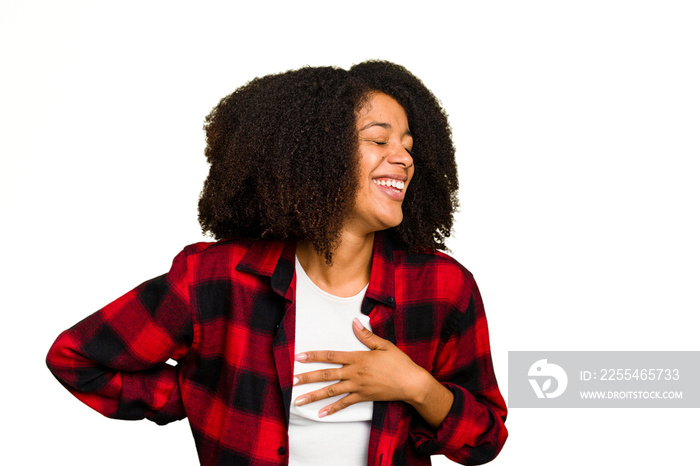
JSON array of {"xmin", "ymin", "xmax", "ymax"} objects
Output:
[{"xmin": 359, "ymin": 138, "xmax": 387, "ymax": 146}]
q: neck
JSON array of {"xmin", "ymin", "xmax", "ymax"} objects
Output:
[{"xmin": 296, "ymin": 232, "xmax": 375, "ymax": 298}]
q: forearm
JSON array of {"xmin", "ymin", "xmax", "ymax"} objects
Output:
[
  {"xmin": 405, "ymin": 367, "xmax": 455, "ymax": 429},
  {"xmin": 408, "ymin": 280, "xmax": 508, "ymax": 463},
  {"xmin": 46, "ymin": 323, "xmax": 186, "ymax": 423},
  {"xmin": 47, "ymin": 250, "xmax": 193, "ymax": 424}
]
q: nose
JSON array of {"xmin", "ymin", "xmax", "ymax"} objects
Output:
[{"xmin": 386, "ymin": 142, "xmax": 414, "ymax": 169}]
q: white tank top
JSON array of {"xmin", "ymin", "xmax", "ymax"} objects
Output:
[{"xmin": 288, "ymin": 256, "xmax": 373, "ymax": 465}]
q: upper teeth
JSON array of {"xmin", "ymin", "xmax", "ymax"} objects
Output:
[{"xmin": 373, "ymin": 179, "xmax": 405, "ymax": 190}]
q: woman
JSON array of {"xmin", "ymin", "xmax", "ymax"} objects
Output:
[{"xmin": 47, "ymin": 60, "xmax": 507, "ymax": 465}]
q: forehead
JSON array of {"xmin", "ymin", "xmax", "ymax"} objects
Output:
[{"xmin": 356, "ymin": 93, "xmax": 409, "ymax": 129}]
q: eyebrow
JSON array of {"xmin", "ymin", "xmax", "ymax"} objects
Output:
[{"xmin": 359, "ymin": 121, "xmax": 412, "ymax": 137}]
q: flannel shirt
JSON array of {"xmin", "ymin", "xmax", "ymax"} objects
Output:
[{"xmin": 47, "ymin": 232, "xmax": 507, "ymax": 465}]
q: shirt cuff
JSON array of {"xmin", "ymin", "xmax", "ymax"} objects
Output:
[{"xmin": 409, "ymin": 382, "xmax": 502, "ymax": 459}]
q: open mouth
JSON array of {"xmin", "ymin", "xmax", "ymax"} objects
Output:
[{"xmin": 372, "ymin": 178, "xmax": 405, "ymax": 192}]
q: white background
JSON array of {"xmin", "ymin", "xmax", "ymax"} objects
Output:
[{"xmin": 1, "ymin": 1, "xmax": 698, "ymax": 464}]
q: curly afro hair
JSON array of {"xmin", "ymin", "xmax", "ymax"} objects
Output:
[{"xmin": 198, "ymin": 60, "xmax": 458, "ymax": 262}]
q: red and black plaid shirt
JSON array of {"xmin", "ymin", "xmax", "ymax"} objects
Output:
[{"xmin": 47, "ymin": 232, "xmax": 507, "ymax": 465}]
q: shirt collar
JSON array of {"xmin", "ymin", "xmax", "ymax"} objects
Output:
[
  {"xmin": 365, "ymin": 232, "xmax": 397, "ymax": 309},
  {"xmin": 235, "ymin": 239, "xmax": 296, "ymax": 300},
  {"xmin": 235, "ymin": 232, "xmax": 397, "ymax": 308}
]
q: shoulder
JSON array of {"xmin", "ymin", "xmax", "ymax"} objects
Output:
[
  {"xmin": 175, "ymin": 237, "xmax": 278, "ymax": 277},
  {"xmin": 181, "ymin": 237, "xmax": 256, "ymax": 260},
  {"xmin": 394, "ymin": 248, "xmax": 474, "ymax": 284},
  {"xmin": 392, "ymin": 248, "xmax": 477, "ymax": 306}
]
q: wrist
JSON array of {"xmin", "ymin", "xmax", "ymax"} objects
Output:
[
  {"xmin": 406, "ymin": 368, "xmax": 435, "ymax": 407},
  {"xmin": 405, "ymin": 369, "xmax": 454, "ymax": 429}
]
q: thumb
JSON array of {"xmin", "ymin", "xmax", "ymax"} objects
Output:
[{"xmin": 353, "ymin": 317, "xmax": 383, "ymax": 350}]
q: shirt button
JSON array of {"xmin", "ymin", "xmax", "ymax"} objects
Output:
[
  {"xmin": 278, "ymin": 447, "xmax": 286, "ymax": 455},
  {"xmin": 387, "ymin": 297, "xmax": 395, "ymax": 304}
]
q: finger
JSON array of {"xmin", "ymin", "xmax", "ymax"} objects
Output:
[
  {"xmin": 293, "ymin": 381, "xmax": 354, "ymax": 407},
  {"xmin": 295, "ymin": 349, "xmax": 355, "ymax": 364},
  {"xmin": 352, "ymin": 317, "xmax": 384, "ymax": 350},
  {"xmin": 318, "ymin": 393, "xmax": 366, "ymax": 418},
  {"xmin": 294, "ymin": 366, "xmax": 344, "ymax": 386}
]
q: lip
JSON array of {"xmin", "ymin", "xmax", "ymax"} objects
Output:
[
  {"xmin": 372, "ymin": 175, "xmax": 408, "ymax": 201},
  {"xmin": 373, "ymin": 174, "xmax": 408, "ymax": 182}
]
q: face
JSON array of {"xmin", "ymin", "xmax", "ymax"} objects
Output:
[{"xmin": 345, "ymin": 92, "xmax": 415, "ymax": 236}]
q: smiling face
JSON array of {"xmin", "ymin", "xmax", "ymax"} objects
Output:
[{"xmin": 344, "ymin": 92, "xmax": 415, "ymax": 237}]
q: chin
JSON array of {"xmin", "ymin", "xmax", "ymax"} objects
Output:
[{"xmin": 378, "ymin": 213, "xmax": 404, "ymax": 230}]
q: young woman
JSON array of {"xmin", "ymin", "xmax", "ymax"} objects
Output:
[{"xmin": 47, "ymin": 61, "xmax": 507, "ymax": 465}]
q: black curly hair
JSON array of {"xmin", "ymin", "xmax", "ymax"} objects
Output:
[{"xmin": 198, "ymin": 60, "xmax": 458, "ymax": 262}]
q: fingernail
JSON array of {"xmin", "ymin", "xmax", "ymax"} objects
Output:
[
  {"xmin": 353, "ymin": 317, "xmax": 364, "ymax": 330},
  {"xmin": 295, "ymin": 353, "xmax": 307, "ymax": 362},
  {"xmin": 293, "ymin": 377, "xmax": 299, "ymax": 386},
  {"xmin": 294, "ymin": 396, "xmax": 307, "ymax": 406},
  {"xmin": 318, "ymin": 409, "xmax": 328, "ymax": 418}
]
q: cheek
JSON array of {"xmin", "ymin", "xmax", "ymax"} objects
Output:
[
  {"xmin": 406, "ymin": 168, "xmax": 416, "ymax": 187},
  {"xmin": 355, "ymin": 152, "xmax": 372, "ymax": 178}
]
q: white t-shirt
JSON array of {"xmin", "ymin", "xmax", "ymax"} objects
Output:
[{"xmin": 288, "ymin": 256, "xmax": 373, "ymax": 465}]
